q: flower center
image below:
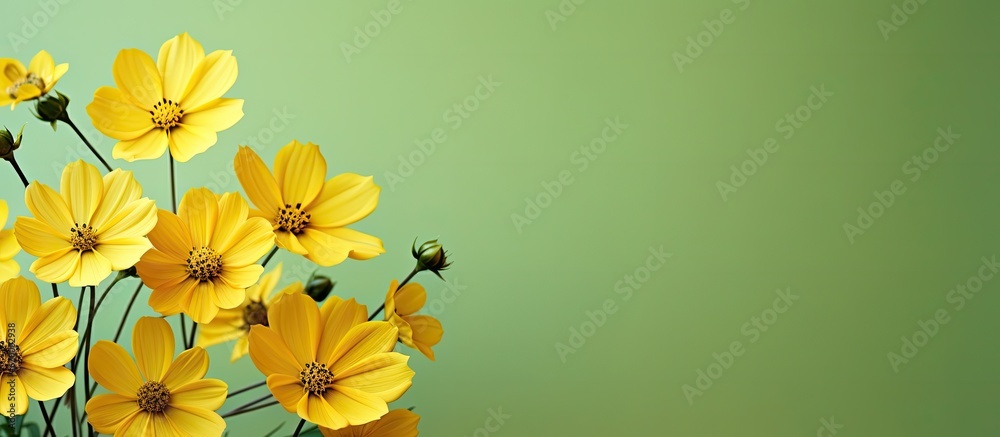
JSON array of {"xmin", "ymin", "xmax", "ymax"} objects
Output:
[
  {"xmin": 150, "ymin": 98, "xmax": 184, "ymax": 129},
  {"xmin": 243, "ymin": 301, "xmax": 269, "ymax": 328},
  {"xmin": 0, "ymin": 341, "xmax": 22, "ymax": 375},
  {"xmin": 136, "ymin": 381, "xmax": 170, "ymax": 413},
  {"xmin": 185, "ymin": 247, "xmax": 223, "ymax": 282},
  {"xmin": 6, "ymin": 73, "xmax": 44, "ymax": 99},
  {"xmin": 277, "ymin": 203, "xmax": 311, "ymax": 234},
  {"xmin": 70, "ymin": 223, "xmax": 98, "ymax": 252},
  {"xmin": 299, "ymin": 362, "xmax": 334, "ymax": 396}
]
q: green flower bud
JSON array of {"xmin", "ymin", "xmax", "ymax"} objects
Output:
[
  {"xmin": 32, "ymin": 91, "xmax": 70, "ymax": 129},
  {"xmin": 412, "ymin": 238, "xmax": 452, "ymax": 280},
  {"xmin": 306, "ymin": 276, "xmax": 335, "ymax": 302},
  {"xmin": 0, "ymin": 125, "xmax": 24, "ymax": 161}
]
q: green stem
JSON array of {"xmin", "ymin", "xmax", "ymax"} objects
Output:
[
  {"xmin": 221, "ymin": 400, "xmax": 280, "ymax": 418},
  {"xmin": 83, "ymin": 285, "xmax": 95, "ymax": 436},
  {"xmin": 291, "ymin": 419, "xmax": 306, "ymax": 437},
  {"xmin": 180, "ymin": 313, "xmax": 189, "ymax": 349},
  {"xmin": 188, "ymin": 319, "xmax": 198, "ymax": 349},
  {"xmin": 63, "ymin": 117, "xmax": 111, "ymax": 172},
  {"xmin": 113, "ymin": 283, "xmax": 144, "ymax": 343},
  {"xmin": 221, "ymin": 393, "xmax": 273, "ymax": 418},
  {"xmin": 369, "ymin": 268, "xmax": 419, "ymax": 321},
  {"xmin": 72, "ymin": 276, "xmax": 126, "ymax": 369},
  {"xmin": 51, "ymin": 282, "xmax": 58, "ymax": 298},
  {"xmin": 169, "ymin": 156, "xmax": 177, "ymax": 213},
  {"xmin": 7, "ymin": 156, "xmax": 29, "ymax": 187},
  {"xmin": 37, "ymin": 400, "xmax": 54, "ymax": 437},
  {"xmin": 260, "ymin": 247, "xmax": 278, "ymax": 268},
  {"xmin": 226, "ymin": 380, "xmax": 266, "ymax": 398}
]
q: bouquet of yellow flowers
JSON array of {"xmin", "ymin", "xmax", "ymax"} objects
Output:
[{"xmin": 0, "ymin": 33, "xmax": 447, "ymax": 437}]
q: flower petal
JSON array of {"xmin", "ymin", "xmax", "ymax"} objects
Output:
[
  {"xmin": 208, "ymin": 191, "xmax": 249, "ymax": 251},
  {"xmin": 85, "ymin": 394, "xmax": 141, "ymax": 435},
  {"xmin": 329, "ymin": 322, "xmax": 397, "ymax": 374},
  {"xmin": 299, "ymin": 227, "xmax": 385, "ymax": 267},
  {"xmin": 30, "ymin": 248, "xmax": 78, "ymax": 284},
  {"xmin": 113, "ymin": 49, "xmax": 163, "ymax": 108},
  {"xmin": 298, "ymin": 393, "xmax": 350, "ymax": 431},
  {"xmin": 14, "ymin": 216, "xmax": 70, "ymax": 257},
  {"xmin": 0, "ymin": 276, "xmax": 41, "ymax": 339},
  {"xmin": 113, "ymin": 128, "xmax": 169, "ymax": 162},
  {"xmin": 161, "ymin": 347, "xmax": 209, "ymax": 391},
  {"xmin": 406, "ymin": 315, "xmax": 443, "ymax": 361},
  {"xmin": 164, "ymin": 405, "xmax": 227, "ymax": 436},
  {"xmin": 87, "ymin": 86, "xmax": 153, "ymax": 141},
  {"xmin": 181, "ymin": 50, "xmax": 238, "ymax": 112},
  {"xmin": 96, "ymin": 198, "xmax": 157, "ymax": 241},
  {"xmin": 248, "ymin": 325, "xmax": 301, "ymax": 376},
  {"xmin": 147, "ymin": 277, "xmax": 197, "ymax": 316},
  {"xmin": 2, "ymin": 375, "xmax": 27, "ymax": 415},
  {"xmin": 336, "ymin": 353, "xmax": 414, "ymax": 402},
  {"xmin": 170, "ymin": 378, "xmax": 227, "ymax": 410},
  {"xmin": 18, "ymin": 363, "xmax": 75, "ymax": 401},
  {"xmin": 275, "ymin": 141, "xmax": 326, "ymax": 207},
  {"xmin": 307, "ymin": 174, "xmax": 380, "ymax": 228},
  {"xmin": 326, "ymin": 386, "xmax": 388, "ymax": 426},
  {"xmin": 317, "ymin": 298, "xmax": 367, "ymax": 366},
  {"xmin": 118, "ymin": 411, "xmax": 152, "ymax": 436},
  {"xmin": 24, "ymin": 181, "xmax": 74, "ymax": 233},
  {"xmin": 392, "ymin": 282, "xmax": 426, "ymax": 316},
  {"xmin": 157, "ymin": 32, "xmax": 205, "ymax": 102},
  {"xmin": 147, "ymin": 209, "xmax": 193, "ymax": 259},
  {"xmin": 133, "ymin": 317, "xmax": 175, "ymax": 382},
  {"xmin": 21, "ymin": 330, "xmax": 77, "ymax": 367},
  {"xmin": 178, "ymin": 188, "xmax": 219, "ymax": 248},
  {"xmin": 183, "ymin": 98, "xmax": 243, "ymax": 131},
  {"xmin": 219, "ymin": 217, "xmax": 274, "ymax": 267},
  {"xmin": 168, "ymin": 123, "xmax": 218, "ymax": 163},
  {"xmin": 270, "ymin": 293, "xmax": 319, "ymax": 365},
  {"xmin": 91, "ymin": 169, "xmax": 145, "ymax": 229},
  {"xmin": 266, "ymin": 373, "xmax": 305, "ymax": 412},
  {"xmin": 182, "ymin": 281, "xmax": 219, "ymax": 324},
  {"xmin": 234, "ymin": 145, "xmax": 282, "ymax": 221},
  {"xmin": 19, "ymin": 295, "xmax": 76, "ymax": 354},
  {"xmin": 70, "ymin": 249, "xmax": 113, "ymax": 287},
  {"xmin": 94, "ymin": 237, "xmax": 153, "ymax": 271},
  {"xmin": 89, "ymin": 340, "xmax": 143, "ymax": 396}
]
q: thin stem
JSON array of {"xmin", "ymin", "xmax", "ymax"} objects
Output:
[
  {"xmin": 72, "ymin": 287, "xmax": 85, "ymax": 333},
  {"xmin": 37, "ymin": 400, "xmax": 55, "ymax": 437},
  {"xmin": 72, "ymin": 277, "xmax": 126, "ymax": 368},
  {"xmin": 51, "ymin": 282, "xmax": 59, "ymax": 298},
  {"xmin": 221, "ymin": 400, "xmax": 280, "ymax": 418},
  {"xmin": 7, "ymin": 156, "xmax": 29, "ymax": 186},
  {"xmin": 69, "ymin": 385, "xmax": 80, "ymax": 437},
  {"xmin": 64, "ymin": 117, "xmax": 111, "ymax": 172},
  {"xmin": 180, "ymin": 313, "xmax": 189, "ymax": 349},
  {"xmin": 188, "ymin": 319, "xmax": 198, "ymax": 349},
  {"xmin": 222, "ymin": 393, "xmax": 273, "ymax": 417},
  {"xmin": 369, "ymin": 268, "xmax": 419, "ymax": 321},
  {"xmin": 84, "ymin": 285, "xmax": 96, "ymax": 436},
  {"xmin": 227, "ymin": 380, "xmax": 267, "ymax": 398},
  {"xmin": 292, "ymin": 419, "xmax": 306, "ymax": 437},
  {"xmin": 169, "ymin": 156, "xmax": 177, "ymax": 213},
  {"xmin": 260, "ymin": 247, "xmax": 278, "ymax": 268},
  {"xmin": 113, "ymin": 283, "xmax": 144, "ymax": 343}
]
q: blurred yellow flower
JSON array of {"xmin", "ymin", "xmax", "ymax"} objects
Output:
[
  {"xmin": 135, "ymin": 188, "xmax": 274, "ymax": 324},
  {"xmin": 86, "ymin": 317, "xmax": 227, "ymax": 436},
  {"xmin": 0, "ymin": 50, "xmax": 67, "ymax": 108},
  {"xmin": 14, "ymin": 161, "xmax": 157, "ymax": 287},
  {"xmin": 0, "ymin": 276, "xmax": 78, "ymax": 415},
  {"xmin": 86, "ymin": 32, "xmax": 243, "ymax": 162},
  {"xmin": 197, "ymin": 263, "xmax": 303, "ymax": 362},
  {"xmin": 235, "ymin": 141, "xmax": 384, "ymax": 267},
  {"xmin": 248, "ymin": 293, "xmax": 414, "ymax": 430},
  {"xmin": 0, "ymin": 200, "xmax": 20, "ymax": 282},
  {"xmin": 320, "ymin": 409, "xmax": 420, "ymax": 437},
  {"xmin": 385, "ymin": 280, "xmax": 443, "ymax": 361}
]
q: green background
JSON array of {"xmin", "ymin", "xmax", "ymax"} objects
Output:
[{"xmin": 3, "ymin": 0, "xmax": 999, "ymax": 435}]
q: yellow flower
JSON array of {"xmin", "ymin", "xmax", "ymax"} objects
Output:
[
  {"xmin": 86, "ymin": 32, "xmax": 243, "ymax": 163},
  {"xmin": 320, "ymin": 409, "xmax": 420, "ymax": 437},
  {"xmin": 248, "ymin": 293, "xmax": 414, "ymax": 430},
  {"xmin": 14, "ymin": 160, "xmax": 157, "ymax": 287},
  {"xmin": 235, "ymin": 141, "xmax": 384, "ymax": 267},
  {"xmin": 197, "ymin": 263, "xmax": 303, "ymax": 362},
  {"xmin": 136, "ymin": 188, "xmax": 274, "ymax": 324},
  {"xmin": 0, "ymin": 50, "xmax": 67, "ymax": 108},
  {"xmin": 86, "ymin": 317, "xmax": 228, "ymax": 436},
  {"xmin": 0, "ymin": 200, "xmax": 20, "ymax": 282},
  {"xmin": 384, "ymin": 280, "xmax": 443, "ymax": 361},
  {"xmin": 0, "ymin": 276, "xmax": 78, "ymax": 415}
]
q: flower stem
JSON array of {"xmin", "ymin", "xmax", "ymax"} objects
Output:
[
  {"xmin": 292, "ymin": 419, "xmax": 306, "ymax": 437},
  {"xmin": 72, "ymin": 277, "xmax": 126, "ymax": 369},
  {"xmin": 51, "ymin": 282, "xmax": 59, "ymax": 298},
  {"xmin": 188, "ymin": 319, "xmax": 198, "ymax": 349},
  {"xmin": 369, "ymin": 268, "xmax": 419, "ymax": 321},
  {"xmin": 227, "ymin": 380, "xmax": 267, "ymax": 398},
  {"xmin": 63, "ymin": 117, "xmax": 111, "ymax": 172},
  {"xmin": 37, "ymin": 400, "xmax": 55, "ymax": 437},
  {"xmin": 6, "ymin": 156, "xmax": 29, "ymax": 187},
  {"xmin": 260, "ymin": 247, "xmax": 278, "ymax": 268},
  {"xmin": 169, "ymin": 156, "xmax": 177, "ymax": 213},
  {"xmin": 221, "ymin": 393, "xmax": 276, "ymax": 418},
  {"xmin": 180, "ymin": 313, "xmax": 189, "ymax": 349},
  {"xmin": 83, "ymin": 285, "xmax": 96, "ymax": 436},
  {"xmin": 113, "ymin": 283, "xmax": 144, "ymax": 343}
]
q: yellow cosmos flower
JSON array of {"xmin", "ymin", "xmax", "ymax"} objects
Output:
[
  {"xmin": 384, "ymin": 280, "xmax": 443, "ymax": 361},
  {"xmin": 0, "ymin": 200, "xmax": 20, "ymax": 282},
  {"xmin": 0, "ymin": 277, "xmax": 78, "ymax": 415},
  {"xmin": 320, "ymin": 409, "xmax": 420, "ymax": 437},
  {"xmin": 248, "ymin": 293, "xmax": 414, "ymax": 430},
  {"xmin": 136, "ymin": 188, "xmax": 274, "ymax": 324},
  {"xmin": 197, "ymin": 263, "xmax": 303, "ymax": 362},
  {"xmin": 234, "ymin": 141, "xmax": 385, "ymax": 267},
  {"xmin": 0, "ymin": 50, "xmax": 67, "ymax": 108},
  {"xmin": 14, "ymin": 160, "xmax": 157, "ymax": 287},
  {"xmin": 86, "ymin": 32, "xmax": 243, "ymax": 162},
  {"xmin": 86, "ymin": 317, "xmax": 228, "ymax": 436}
]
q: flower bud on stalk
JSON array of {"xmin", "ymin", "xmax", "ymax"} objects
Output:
[
  {"xmin": 32, "ymin": 91, "xmax": 71, "ymax": 130},
  {"xmin": 306, "ymin": 276, "xmax": 335, "ymax": 302},
  {"xmin": 0, "ymin": 125, "xmax": 24, "ymax": 162},
  {"xmin": 412, "ymin": 238, "xmax": 452, "ymax": 280}
]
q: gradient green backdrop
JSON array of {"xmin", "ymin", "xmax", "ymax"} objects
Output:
[{"xmin": 3, "ymin": 0, "xmax": 999, "ymax": 435}]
